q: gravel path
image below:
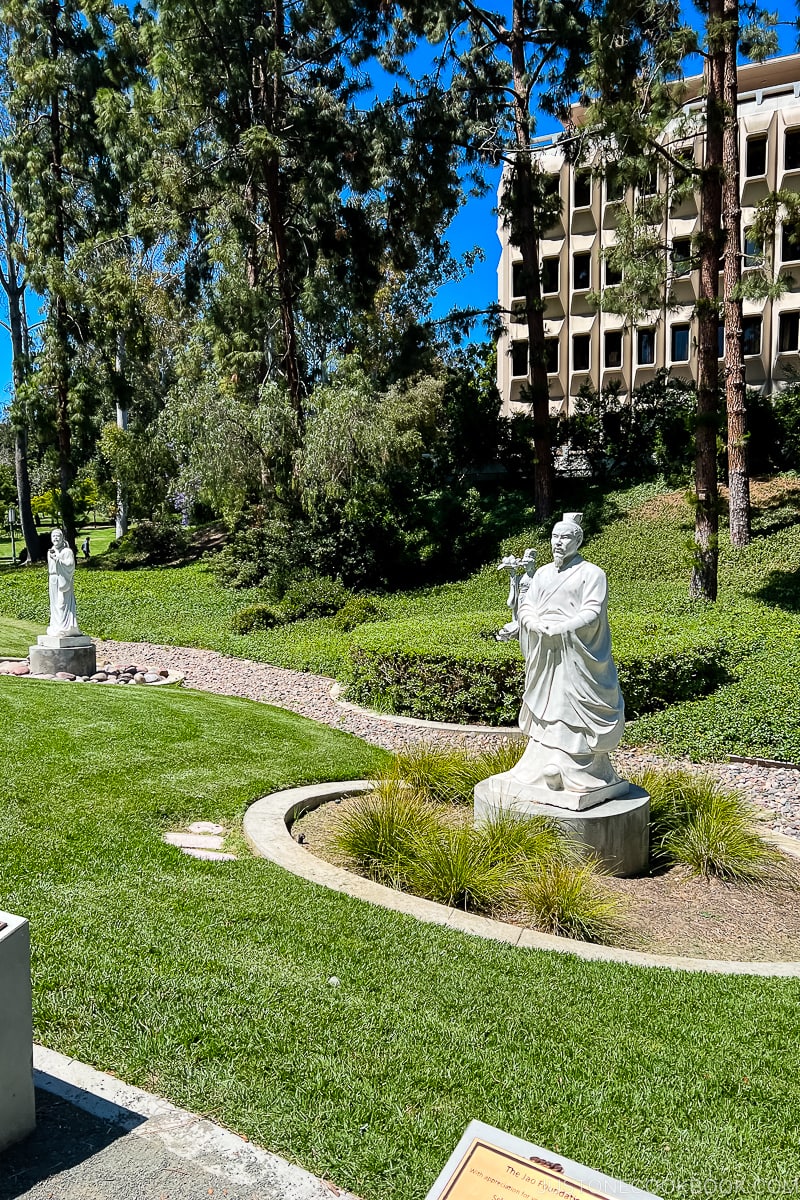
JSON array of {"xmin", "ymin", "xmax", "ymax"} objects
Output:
[{"xmin": 95, "ymin": 639, "xmax": 800, "ymax": 840}]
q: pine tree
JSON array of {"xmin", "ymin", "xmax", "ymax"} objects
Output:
[{"xmin": 2, "ymin": 0, "xmax": 134, "ymax": 544}]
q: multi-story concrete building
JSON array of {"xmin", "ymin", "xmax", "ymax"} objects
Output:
[{"xmin": 497, "ymin": 52, "xmax": 800, "ymax": 417}]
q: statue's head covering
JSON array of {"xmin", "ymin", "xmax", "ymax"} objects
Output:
[{"xmin": 553, "ymin": 511, "xmax": 584, "ymax": 547}]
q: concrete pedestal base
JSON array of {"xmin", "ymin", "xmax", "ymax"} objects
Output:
[
  {"xmin": 0, "ymin": 912, "xmax": 35, "ymax": 1151},
  {"xmin": 30, "ymin": 635, "xmax": 96, "ymax": 677},
  {"xmin": 474, "ymin": 779, "xmax": 650, "ymax": 876}
]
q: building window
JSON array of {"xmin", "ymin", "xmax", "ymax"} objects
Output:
[
  {"xmin": 746, "ymin": 135, "xmax": 767, "ymax": 178},
  {"xmin": 718, "ymin": 322, "xmax": 725, "ymax": 359},
  {"xmin": 538, "ymin": 172, "xmax": 560, "ymax": 204},
  {"xmin": 637, "ymin": 328, "xmax": 656, "ymax": 365},
  {"xmin": 541, "ymin": 257, "xmax": 559, "ymax": 294},
  {"xmin": 672, "ymin": 238, "xmax": 692, "ymax": 276},
  {"xmin": 511, "ymin": 340, "xmax": 528, "ymax": 377},
  {"xmin": 574, "ymin": 170, "xmax": 592, "ymax": 209},
  {"xmin": 605, "ymin": 167, "xmax": 624, "ymax": 202},
  {"xmin": 604, "ymin": 330, "xmax": 623, "ymax": 369},
  {"xmin": 605, "ymin": 259, "xmax": 623, "ymax": 286},
  {"xmin": 786, "ymin": 129, "xmax": 800, "ymax": 172},
  {"xmin": 545, "ymin": 337, "xmax": 559, "ymax": 374},
  {"xmin": 782, "ymin": 221, "xmax": 800, "ymax": 263},
  {"xmin": 673, "ymin": 146, "xmax": 695, "ymax": 188},
  {"xmin": 573, "ymin": 252, "xmax": 591, "ymax": 290},
  {"xmin": 573, "ymin": 334, "xmax": 591, "ymax": 371},
  {"xmin": 742, "ymin": 315, "xmax": 762, "ymax": 356},
  {"xmin": 779, "ymin": 312, "xmax": 800, "ymax": 352},
  {"xmin": 671, "ymin": 324, "xmax": 690, "ymax": 362},
  {"xmin": 639, "ymin": 165, "xmax": 658, "ymax": 195},
  {"xmin": 743, "ymin": 229, "xmax": 762, "ymax": 268},
  {"xmin": 512, "ymin": 261, "xmax": 524, "ymax": 298}
]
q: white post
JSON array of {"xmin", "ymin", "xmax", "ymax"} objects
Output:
[{"xmin": 0, "ymin": 913, "xmax": 36, "ymax": 1150}]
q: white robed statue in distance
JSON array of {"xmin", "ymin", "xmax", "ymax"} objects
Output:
[
  {"xmin": 47, "ymin": 529, "xmax": 82, "ymax": 637},
  {"xmin": 499, "ymin": 512, "xmax": 627, "ymax": 809}
]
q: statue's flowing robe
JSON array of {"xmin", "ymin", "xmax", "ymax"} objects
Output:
[
  {"xmin": 517, "ymin": 556, "xmax": 624, "ymax": 756},
  {"xmin": 47, "ymin": 547, "xmax": 79, "ymax": 636}
]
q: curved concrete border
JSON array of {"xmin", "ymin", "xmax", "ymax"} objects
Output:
[
  {"xmin": 243, "ymin": 781, "xmax": 800, "ymax": 977},
  {"xmin": 329, "ymin": 683, "xmax": 520, "ymax": 736}
]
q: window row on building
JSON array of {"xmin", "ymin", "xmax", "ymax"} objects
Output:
[
  {"xmin": 509, "ymin": 311, "xmax": 800, "ymax": 380},
  {"xmin": 541, "ymin": 126, "xmax": 800, "ymax": 215}
]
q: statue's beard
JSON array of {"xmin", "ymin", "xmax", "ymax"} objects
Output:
[{"xmin": 553, "ymin": 550, "xmax": 566, "ymax": 567}]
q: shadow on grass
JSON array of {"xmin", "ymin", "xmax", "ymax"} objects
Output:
[
  {"xmin": 755, "ymin": 566, "xmax": 800, "ymax": 612},
  {"xmin": 750, "ymin": 485, "xmax": 800, "ymax": 539}
]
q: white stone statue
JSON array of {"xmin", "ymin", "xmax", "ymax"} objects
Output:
[
  {"xmin": 491, "ymin": 512, "xmax": 627, "ymax": 809},
  {"xmin": 46, "ymin": 529, "xmax": 81, "ymax": 637},
  {"xmin": 496, "ymin": 548, "xmax": 537, "ymax": 642}
]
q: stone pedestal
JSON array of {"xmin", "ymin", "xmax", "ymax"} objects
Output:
[
  {"xmin": 29, "ymin": 634, "xmax": 96, "ymax": 677},
  {"xmin": 0, "ymin": 912, "xmax": 36, "ymax": 1151},
  {"xmin": 474, "ymin": 778, "xmax": 650, "ymax": 877}
]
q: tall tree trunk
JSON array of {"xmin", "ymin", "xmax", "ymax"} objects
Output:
[
  {"xmin": 8, "ymin": 278, "xmax": 39, "ymax": 562},
  {"xmin": 690, "ymin": 4, "xmax": 724, "ymax": 602},
  {"xmin": 722, "ymin": 0, "xmax": 750, "ymax": 547},
  {"xmin": 508, "ymin": 0, "xmax": 554, "ymax": 520},
  {"xmin": 261, "ymin": 0, "xmax": 303, "ymax": 427},
  {"xmin": 49, "ymin": 0, "xmax": 75, "ymax": 546},
  {"xmin": 115, "ymin": 331, "xmax": 129, "ymax": 540},
  {"xmin": 0, "ymin": 191, "xmax": 39, "ymax": 561}
]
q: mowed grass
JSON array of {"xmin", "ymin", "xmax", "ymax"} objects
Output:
[
  {"xmin": 0, "ymin": 615, "xmax": 39, "ymax": 657},
  {"xmin": 1, "ymin": 678, "xmax": 800, "ymax": 1199}
]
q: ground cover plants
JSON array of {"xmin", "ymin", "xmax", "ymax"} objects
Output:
[
  {"xmin": 0, "ymin": 476, "xmax": 798, "ymax": 758},
  {"xmin": 2, "ymin": 677, "xmax": 800, "ymax": 1200}
]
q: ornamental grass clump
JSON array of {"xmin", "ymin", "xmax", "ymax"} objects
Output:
[
  {"xmin": 479, "ymin": 807, "xmax": 573, "ymax": 871},
  {"xmin": 332, "ymin": 782, "xmax": 438, "ymax": 884},
  {"xmin": 372, "ymin": 738, "xmax": 526, "ymax": 806},
  {"xmin": 514, "ymin": 862, "xmax": 624, "ymax": 942},
  {"xmin": 632, "ymin": 766, "xmax": 790, "ymax": 884},
  {"xmin": 399, "ymin": 821, "xmax": 514, "ymax": 911}
]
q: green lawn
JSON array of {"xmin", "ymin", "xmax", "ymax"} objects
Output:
[
  {"xmin": 0, "ymin": 615, "xmax": 39, "ymax": 657},
  {"xmin": 0, "ymin": 522, "xmax": 119, "ymax": 564},
  {"xmin": 0, "ymin": 479, "xmax": 798, "ymax": 758},
  {"xmin": 1, "ymin": 678, "xmax": 799, "ymax": 1200}
]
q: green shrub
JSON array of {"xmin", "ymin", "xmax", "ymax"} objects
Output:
[
  {"xmin": 281, "ymin": 575, "xmax": 352, "ymax": 621},
  {"xmin": 347, "ymin": 613, "xmax": 523, "ymax": 725},
  {"xmin": 231, "ymin": 603, "xmax": 284, "ymax": 635},
  {"xmin": 346, "ymin": 613, "xmax": 734, "ymax": 725},
  {"xmin": 331, "ymin": 594, "xmax": 385, "ymax": 632},
  {"xmin": 94, "ymin": 519, "xmax": 190, "ymax": 569},
  {"xmin": 514, "ymin": 862, "xmax": 624, "ymax": 942},
  {"xmin": 631, "ymin": 766, "xmax": 790, "ymax": 883}
]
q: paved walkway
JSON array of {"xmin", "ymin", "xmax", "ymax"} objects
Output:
[
  {"xmin": 95, "ymin": 639, "xmax": 800, "ymax": 839},
  {"xmin": 2, "ymin": 1047, "xmax": 353, "ymax": 1200}
]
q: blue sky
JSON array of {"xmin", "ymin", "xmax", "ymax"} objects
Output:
[{"xmin": 1, "ymin": 3, "xmax": 798, "ymax": 404}]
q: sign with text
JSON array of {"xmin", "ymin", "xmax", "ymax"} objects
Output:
[{"xmin": 426, "ymin": 1122, "xmax": 662, "ymax": 1200}]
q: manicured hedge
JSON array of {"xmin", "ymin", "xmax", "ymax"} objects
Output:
[{"xmin": 346, "ymin": 612, "xmax": 735, "ymax": 725}]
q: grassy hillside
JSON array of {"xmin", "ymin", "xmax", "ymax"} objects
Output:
[{"xmin": 1, "ymin": 477, "xmax": 798, "ymax": 759}]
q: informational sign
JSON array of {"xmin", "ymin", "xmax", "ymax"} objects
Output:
[{"xmin": 426, "ymin": 1122, "xmax": 662, "ymax": 1200}]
